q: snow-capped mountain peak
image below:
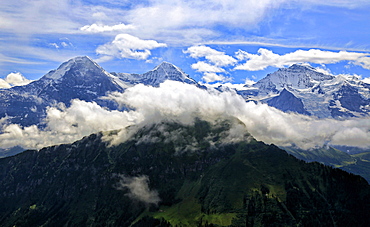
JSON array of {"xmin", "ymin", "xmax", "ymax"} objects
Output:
[
  {"xmin": 43, "ymin": 56, "xmax": 111, "ymax": 81},
  {"xmin": 140, "ymin": 61, "xmax": 197, "ymax": 86},
  {"xmin": 153, "ymin": 61, "xmax": 186, "ymax": 75},
  {"xmin": 253, "ymin": 64, "xmax": 335, "ymax": 94},
  {"xmin": 111, "ymin": 62, "xmax": 198, "ymax": 87}
]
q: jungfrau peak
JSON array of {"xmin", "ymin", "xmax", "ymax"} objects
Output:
[
  {"xmin": 239, "ymin": 64, "xmax": 370, "ymax": 118},
  {"xmin": 253, "ymin": 64, "xmax": 334, "ymax": 94}
]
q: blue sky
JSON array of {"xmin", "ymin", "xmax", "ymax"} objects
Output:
[{"xmin": 1, "ymin": 0, "xmax": 370, "ymax": 84}]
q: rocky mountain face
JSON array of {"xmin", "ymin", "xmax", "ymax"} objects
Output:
[
  {"xmin": 1, "ymin": 59, "xmax": 368, "ymax": 130},
  {"xmin": 267, "ymin": 88, "xmax": 311, "ymax": 115},
  {"xmin": 112, "ymin": 61, "xmax": 198, "ymax": 87},
  {"xmin": 0, "ymin": 57, "xmax": 197, "ymax": 128},
  {"xmin": 0, "ymin": 119, "xmax": 370, "ymax": 226},
  {"xmin": 239, "ymin": 64, "xmax": 370, "ymax": 118}
]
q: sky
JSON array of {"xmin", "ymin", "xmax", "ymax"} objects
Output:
[{"xmin": 1, "ymin": 0, "xmax": 370, "ymax": 85}]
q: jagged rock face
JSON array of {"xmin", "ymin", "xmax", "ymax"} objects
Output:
[
  {"xmin": 241, "ymin": 64, "xmax": 370, "ymax": 118},
  {"xmin": 267, "ymin": 89, "xmax": 311, "ymax": 115},
  {"xmin": 0, "ymin": 119, "xmax": 369, "ymax": 226},
  {"xmin": 112, "ymin": 62, "xmax": 198, "ymax": 87}
]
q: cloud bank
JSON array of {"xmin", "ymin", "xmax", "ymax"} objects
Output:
[
  {"xmin": 235, "ymin": 48, "xmax": 370, "ymax": 71},
  {"xmin": 0, "ymin": 100, "xmax": 141, "ymax": 149},
  {"xmin": 1, "ymin": 81, "xmax": 370, "ymax": 151}
]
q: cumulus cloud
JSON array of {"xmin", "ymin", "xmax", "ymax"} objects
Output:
[
  {"xmin": 202, "ymin": 73, "xmax": 228, "ymax": 83},
  {"xmin": 80, "ymin": 23, "xmax": 135, "ymax": 33},
  {"xmin": 96, "ymin": 34, "xmax": 167, "ymax": 61},
  {"xmin": 235, "ymin": 48, "xmax": 370, "ymax": 71},
  {"xmin": 356, "ymin": 56, "xmax": 370, "ymax": 70},
  {"xmin": 185, "ymin": 45, "xmax": 237, "ymax": 83},
  {"xmin": 1, "ymin": 81, "xmax": 370, "ymax": 151},
  {"xmin": 191, "ymin": 62, "xmax": 225, "ymax": 73},
  {"xmin": 363, "ymin": 77, "xmax": 370, "ymax": 84},
  {"xmin": 0, "ymin": 72, "xmax": 32, "ymax": 88},
  {"xmin": 115, "ymin": 175, "xmax": 160, "ymax": 205},
  {"xmin": 184, "ymin": 45, "xmax": 237, "ymax": 67},
  {"xmin": 0, "ymin": 79, "xmax": 11, "ymax": 89}
]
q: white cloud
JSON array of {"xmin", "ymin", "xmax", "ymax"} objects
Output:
[
  {"xmin": 356, "ymin": 56, "xmax": 370, "ymax": 70},
  {"xmin": 185, "ymin": 45, "xmax": 224, "ymax": 58},
  {"xmin": 244, "ymin": 78, "xmax": 257, "ymax": 86},
  {"xmin": 0, "ymin": 79, "xmax": 11, "ymax": 89},
  {"xmin": 49, "ymin": 43, "xmax": 60, "ymax": 49},
  {"xmin": 96, "ymin": 34, "xmax": 167, "ymax": 60},
  {"xmin": 0, "ymin": 72, "xmax": 32, "ymax": 88},
  {"xmin": 0, "ymin": 99, "xmax": 141, "ymax": 149},
  {"xmin": 184, "ymin": 45, "xmax": 237, "ymax": 67},
  {"xmin": 331, "ymin": 125, "xmax": 370, "ymax": 147},
  {"xmin": 185, "ymin": 45, "xmax": 237, "ymax": 83},
  {"xmin": 191, "ymin": 62, "xmax": 225, "ymax": 73},
  {"xmin": 0, "ymin": 0, "xmax": 84, "ymax": 35},
  {"xmin": 363, "ymin": 77, "xmax": 370, "ymax": 84},
  {"xmin": 235, "ymin": 48, "xmax": 370, "ymax": 71},
  {"xmin": 124, "ymin": 0, "xmax": 289, "ymax": 39},
  {"xmin": 80, "ymin": 23, "xmax": 135, "ymax": 33},
  {"xmin": 115, "ymin": 175, "xmax": 160, "ymax": 205},
  {"xmin": 202, "ymin": 73, "xmax": 228, "ymax": 83}
]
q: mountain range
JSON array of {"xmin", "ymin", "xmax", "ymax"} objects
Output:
[
  {"xmin": 1, "ymin": 57, "xmax": 369, "ymax": 130},
  {"xmin": 0, "ymin": 57, "xmax": 197, "ymax": 128},
  {"xmin": 237, "ymin": 64, "xmax": 370, "ymax": 118},
  {"xmin": 1, "ymin": 119, "xmax": 370, "ymax": 226}
]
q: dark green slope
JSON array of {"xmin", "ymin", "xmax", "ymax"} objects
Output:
[
  {"xmin": 283, "ymin": 146, "xmax": 370, "ymax": 183},
  {"xmin": 0, "ymin": 119, "xmax": 370, "ymax": 226}
]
